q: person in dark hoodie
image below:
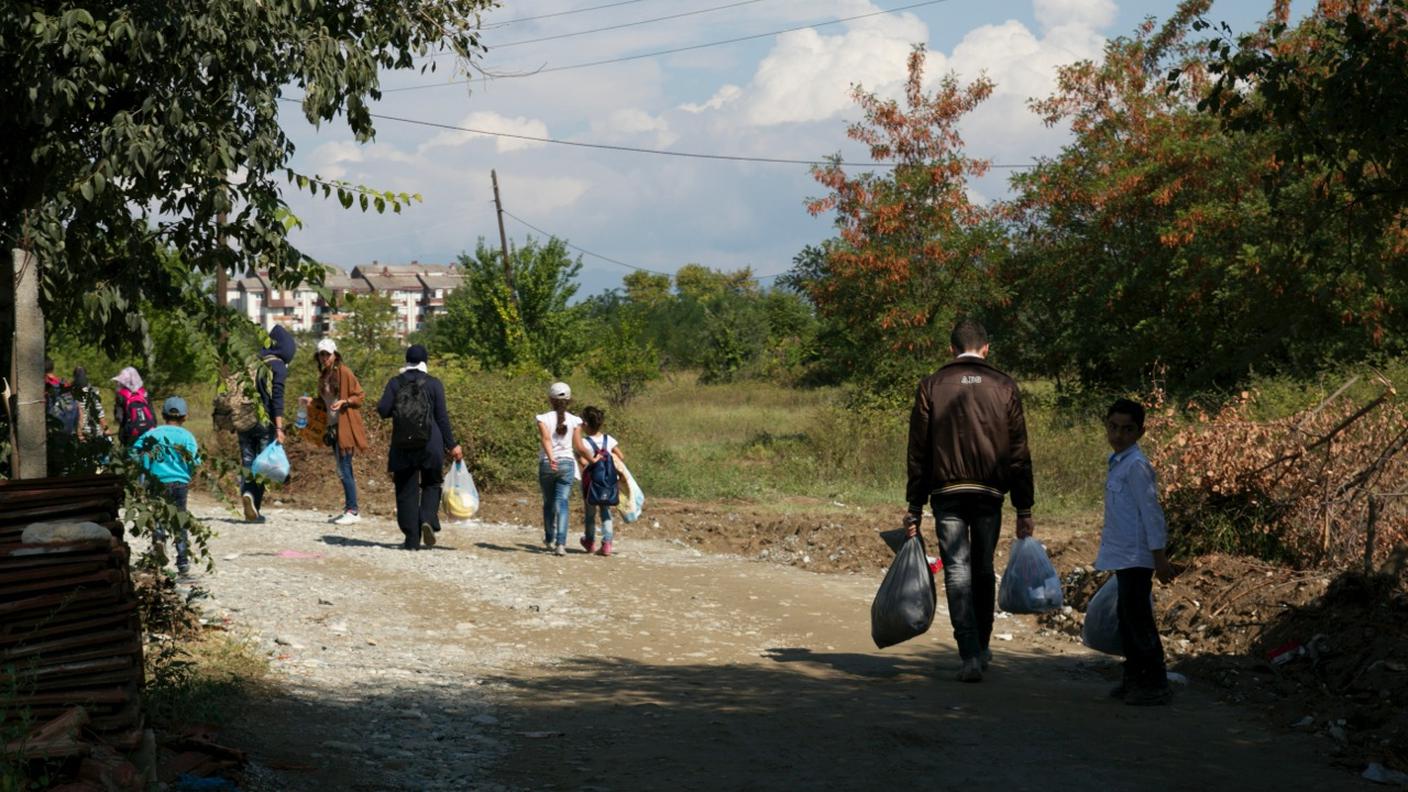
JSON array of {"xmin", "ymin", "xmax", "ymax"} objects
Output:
[
  {"xmin": 239, "ymin": 325, "xmax": 296, "ymax": 523},
  {"xmin": 377, "ymin": 345, "xmax": 462, "ymax": 550}
]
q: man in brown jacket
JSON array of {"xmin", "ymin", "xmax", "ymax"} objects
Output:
[{"xmin": 905, "ymin": 319, "xmax": 1035, "ymax": 683}]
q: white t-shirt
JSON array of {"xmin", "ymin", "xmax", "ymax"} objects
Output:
[
  {"xmin": 581, "ymin": 432, "xmax": 617, "ymax": 457},
  {"xmin": 536, "ymin": 411, "xmax": 583, "ymax": 462}
]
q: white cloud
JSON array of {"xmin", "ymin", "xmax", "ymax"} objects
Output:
[
  {"xmin": 418, "ymin": 111, "xmax": 550, "ymax": 154},
  {"xmin": 735, "ymin": 9, "xmax": 932, "ymax": 127},
  {"xmin": 1034, "ymin": 0, "xmax": 1118, "ymax": 33},
  {"xmin": 589, "ymin": 108, "xmax": 677, "ymax": 148},
  {"xmin": 679, "ymin": 84, "xmax": 741, "ymax": 114}
]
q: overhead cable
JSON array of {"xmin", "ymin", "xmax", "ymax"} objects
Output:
[
  {"xmin": 278, "ymin": 97, "xmax": 1035, "ymax": 169},
  {"xmin": 490, "ymin": 0, "xmax": 658, "ymax": 27},
  {"xmin": 491, "ymin": 0, "xmax": 771, "ymax": 50},
  {"xmin": 501, "ymin": 208, "xmax": 675, "ymax": 275},
  {"xmin": 385, "ymin": 0, "xmax": 952, "ymax": 90}
]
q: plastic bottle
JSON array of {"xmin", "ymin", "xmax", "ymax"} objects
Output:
[{"xmin": 296, "ymin": 395, "xmax": 309, "ymax": 429}]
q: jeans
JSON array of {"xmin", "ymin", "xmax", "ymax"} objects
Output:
[
  {"xmin": 1116, "ymin": 568, "xmax": 1168, "ymax": 690},
  {"xmin": 238, "ymin": 423, "xmax": 274, "ymax": 510},
  {"xmin": 585, "ymin": 504, "xmax": 613, "ymax": 544},
  {"xmin": 156, "ymin": 483, "xmax": 190, "ymax": 571},
  {"xmin": 394, "ymin": 466, "xmax": 444, "ymax": 549},
  {"xmin": 538, "ymin": 457, "xmax": 575, "ymax": 546},
  {"xmin": 334, "ymin": 446, "xmax": 358, "ymax": 513},
  {"xmin": 932, "ymin": 494, "xmax": 1003, "ymax": 661}
]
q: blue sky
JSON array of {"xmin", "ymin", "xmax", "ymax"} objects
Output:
[{"xmin": 277, "ymin": 0, "xmax": 1305, "ymax": 298}]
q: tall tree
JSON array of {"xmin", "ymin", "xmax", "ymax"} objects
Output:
[
  {"xmin": 799, "ymin": 46, "xmax": 1001, "ymax": 396},
  {"xmin": 1198, "ymin": 0, "xmax": 1408, "ymax": 352},
  {"xmin": 0, "ymin": 0, "xmax": 489, "ymax": 363},
  {"xmin": 439, "ymin": 237, "xmax": 586, "ymax": 376}
]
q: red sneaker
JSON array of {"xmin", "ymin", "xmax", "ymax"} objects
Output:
[
  {"xmin": 579, "ymin": 536, "xmax": 596, "ymax": 554},
  {"xmin": 597, "ymin": 541, "xmax": 613, "ymax": 557}
]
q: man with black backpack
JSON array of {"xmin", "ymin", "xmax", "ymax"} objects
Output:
[{"xmin": 376, "ymin": 345, "xmax": 462, "ymax": 550}]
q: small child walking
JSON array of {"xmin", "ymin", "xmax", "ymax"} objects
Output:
[
  {"xmin": 1096, "ymin": 398, "xmax": 1175, "ymax": 706},
  {"xmin": 132, "ymin": 397, "xmax": 202, "ymax": 574},
  {"xmin": 575, "ymin": 406, "xmax": 625, "ymax": 557}
]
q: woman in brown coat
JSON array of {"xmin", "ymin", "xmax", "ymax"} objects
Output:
[{"xmin": 315, "ymin": 338, "xmax": 370, "ymax": 524}]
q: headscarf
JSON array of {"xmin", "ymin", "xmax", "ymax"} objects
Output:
[{"xmin": 111, "ymin": 367, "xmax": 143, "ymax": 393}]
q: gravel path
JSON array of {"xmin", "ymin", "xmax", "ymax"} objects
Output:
[{"xmin": 178, "ymin": 498, "xmax": 1365, "ymax": 791}]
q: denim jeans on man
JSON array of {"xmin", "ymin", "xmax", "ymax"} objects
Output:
[
  {"xmin": 238, "ymin": 423, "xmax": 274, "ymax": 511},
  {"xmin": 932, "ymin": 494, "xmax": 1003, "ymax": 660},
  {"xmin": 585, "ymin": 504, "xmax": 613, "ymax": 544},
  {"xmin": 334, "ymin": 446, "xmax": 358, "ymax": 513},
  {"xmin": 156, "ymin": 482, "xmax": 190, "ymax": 572},
  {"xmin": 538, "ymin": 457, "xmax": 575, "ymax": 545}
]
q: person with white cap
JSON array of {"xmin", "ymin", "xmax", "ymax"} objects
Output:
[
  {"xmin": 315, "ymin": 337, "xmax": 369, "ymax": 525},
  {"xmin": 536, "ymin": 381, "xmax": 582, "ymax": 555},
  {"xmin": 376, "ymin": 345, "xmax": 462, "ymax": 550}
]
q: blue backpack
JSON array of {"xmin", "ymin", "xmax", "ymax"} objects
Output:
[
  {"xmin": 46, "ymin": 382, "xmax": 79, "ymax": 435},
  {"xmin": 583, "ymin": 435, "xmax": 620, "ymax": 506}
]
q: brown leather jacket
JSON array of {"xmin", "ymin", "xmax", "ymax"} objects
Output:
[{"xmin": 906, "ymin": 355, "xmax": 1034, "ymax": 516}]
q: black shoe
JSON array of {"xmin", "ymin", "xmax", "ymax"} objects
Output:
[
  {"xmin": 421, "ymin": 523, "xmax": 436, "ymax": 548},
  {"xmin": 1125, "ymin": 686, "xmax": 1173, "ymax": 706},
  {"xmin": 979, "ymin": 648, "xmax": 992, "ymax": 671}
]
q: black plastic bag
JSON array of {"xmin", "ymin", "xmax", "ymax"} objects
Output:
[{"xmin": 870, "ymin": 534, "xmax": 938, "ymax": 649}]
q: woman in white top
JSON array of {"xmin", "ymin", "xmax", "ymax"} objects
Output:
[{"xmin": 536, "ymin": 382, "xmax": 582, "ymax": 556}]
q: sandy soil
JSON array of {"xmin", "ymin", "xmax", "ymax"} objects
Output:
[{"xmin": 178, "ymin": 496, "xmax": 1368, "ymax": 791}]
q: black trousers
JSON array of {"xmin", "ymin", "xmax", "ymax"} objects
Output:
[
  {"xmin": 394, "ymin": 466, "xmax": 444, "ymax": 548},
  {"xmin": 1116, "ymin": 568, "xmax": 1168, "ymax": 689}
]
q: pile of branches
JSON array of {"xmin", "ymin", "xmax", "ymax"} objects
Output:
[{"xmin": 1147, "ymin": 373, "xmax": 1407, "ymax": 568}]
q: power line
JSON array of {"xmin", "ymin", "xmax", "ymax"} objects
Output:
[
  {"xmin": 385, "ymin": 0, "xmax": 952, "ymax": 90},
  {"xmin": 278, "ymin": 97, "xmax": 1036, "ymax": 169},
  {"xmin": 489, "ymin": 0, "xmax": 658, "ymax": 27},
  {"xmin": 491, "ymin": 0, "xmax": 771, "ymax": 50},
  {"xmin": 501, "ymin": 208, "xmax": 674, "ymax": 275}
]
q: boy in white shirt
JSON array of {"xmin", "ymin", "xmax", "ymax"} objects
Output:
[{"xmin": 1096, "ymin": 398, "xmax": 1175, "ymax": 706}]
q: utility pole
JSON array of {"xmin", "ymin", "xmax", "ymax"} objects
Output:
[
  {"xmin": 10, "ymin": 246, "xmax": 46, "ymax": 478},
  {"xmin": 490, "ymin": 169, "xmax": 519, "ymax": 306}
]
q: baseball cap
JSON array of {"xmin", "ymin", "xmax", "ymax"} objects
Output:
[
  {"xmin": 162, "ymin": 396, "xmax": 189, "ymax": 417},
  {"xmin": 548, "ymin": 382, "xmax": 572, "ymax": 400},
  {"xmin": 317, "ymin": 338, "xmax": 337, "ymax": 355}
]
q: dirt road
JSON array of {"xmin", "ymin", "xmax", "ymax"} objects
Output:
[{"xmin": 184, "ymin": 499, "xmax": 1364, "ymax": 791}]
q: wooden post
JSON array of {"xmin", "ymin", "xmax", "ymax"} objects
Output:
[
  {"xmin": 490, "ymin": 169, "xmax": 518, "ymax": 305},
  {"xmin": 11, "ymin": 247, "xmax": 46, "ymax": 478}
]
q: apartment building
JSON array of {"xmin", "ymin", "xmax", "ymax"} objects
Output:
[{"xmin": 226, "ymin": 262, "xmax": 462, "ymax": 337}]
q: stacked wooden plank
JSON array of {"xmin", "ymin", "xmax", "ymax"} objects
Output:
[{"xmin": 0, "ymin": 475, "xmax": 145, "ymax": 752}]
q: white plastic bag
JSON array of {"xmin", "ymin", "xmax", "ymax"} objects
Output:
[
  {"xmin": 618, "ymin": 462, "xmax": 645, "ymax": 523},
  {"xmin": 997, "ymin": 537, "xmax": 1063, "ymax": 613},
  {"xmin": 444, "ymin": 461, "xmax": 479, "ymax": 520},
  {"xmin": 1082, "ymin": 577, "xmax": 1124, "ymax": 655},
  {"xmin": 250, "ymin": 441, "xmax": 290, "ymax": 483}
]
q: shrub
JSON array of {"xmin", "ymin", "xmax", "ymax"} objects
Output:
[
  {"xmin": 1147, "ymin": 377, "xmax": 1408, "ymax": 567},
  {"xmin": 436, "ymin": 358, "xmax": 545, "ymax": 488}
]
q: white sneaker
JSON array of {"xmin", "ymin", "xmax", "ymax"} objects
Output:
[
  {"xmin": 332, "ymin": 512, "xmax": 361, "ymax": 526},
  {"xmin": 554, "ymin": 543, "xmax": 567, "ymax": 556},
  {"xmin": 241, "ymin": 492, "xmax": 260, "ymax": 522}
]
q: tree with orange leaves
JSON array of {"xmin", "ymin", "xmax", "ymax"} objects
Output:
[{"xmin": 794, "ymin": 46, "xmax": 1003, "ymax": 398}]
